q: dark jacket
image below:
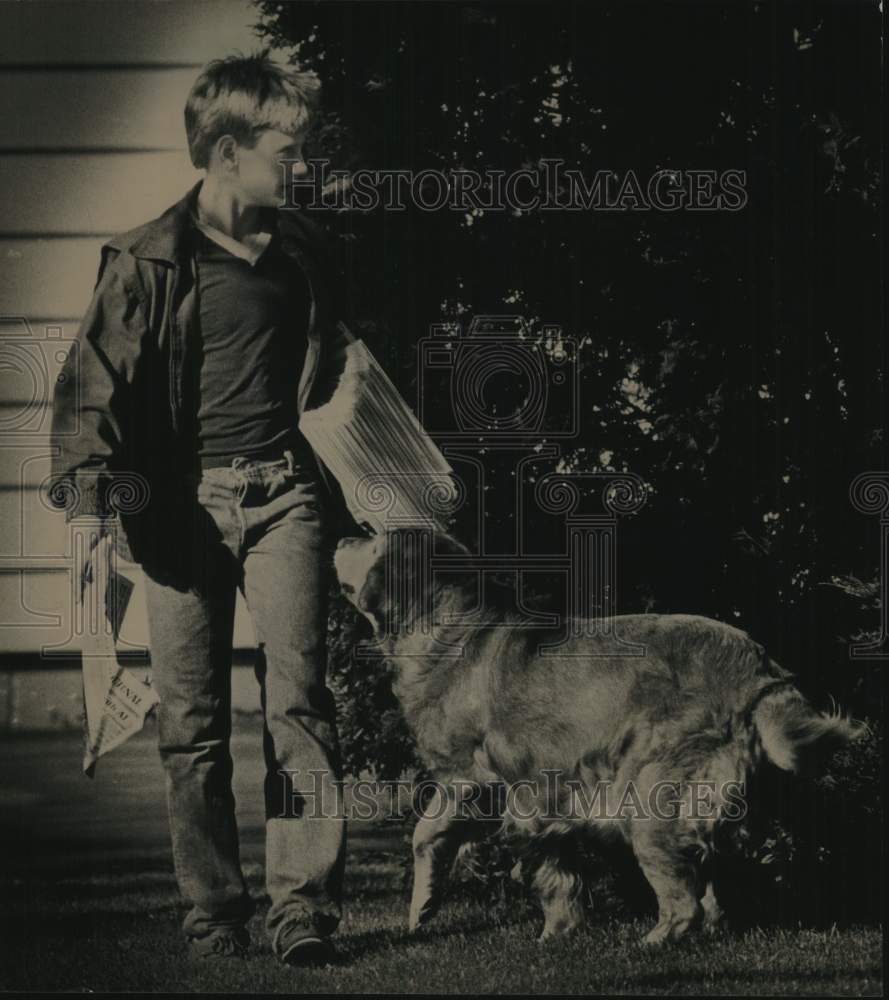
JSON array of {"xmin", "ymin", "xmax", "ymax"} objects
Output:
[{"xmin": 49, "ymin": 180, "xmax": 358, "ymax": 568}]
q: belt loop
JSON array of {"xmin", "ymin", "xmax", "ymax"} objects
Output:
[
  {"xmin": 234, "ymin": 474, "xmax": 248, "ymax": 505},
  {"xmin": 229, "ymin": 456, "xmax": 249, "ymax": 503}
]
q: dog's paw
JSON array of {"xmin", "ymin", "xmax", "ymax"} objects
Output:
[
  {"xmin": 700, "ymin": 884, "xmax": 724, "ymax": 934},
  {"xmin": 642, "ymin": 922, "xmax": 672, "ymax": 946},
  {"xmin": 537, "ymin": 919, "xmax": 583, "ymax": 943},
  {"xmin": 643, "ymin": 913, "xmax": 701, "ymax": 946},
  {"xmin": 407, "ymin": 899, "xmax": 438, "ymax": 933}
]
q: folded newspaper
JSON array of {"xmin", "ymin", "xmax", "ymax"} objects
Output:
[
  {"xmin": 298, "ymin": 325, "xmax": 458, "ymax": 533},
  {"xmin": 79, "ymin": 533, "xmax": 158, "ymax": 776}
]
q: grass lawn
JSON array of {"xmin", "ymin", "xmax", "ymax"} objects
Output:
[{"xmin": 0, "ymin": 723, "xmax": 882, "ymax": 995}]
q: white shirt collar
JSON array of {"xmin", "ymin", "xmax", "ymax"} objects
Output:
[{"xmin": 190, "ymin": 212, "xmax": 273, "ymax": 267}]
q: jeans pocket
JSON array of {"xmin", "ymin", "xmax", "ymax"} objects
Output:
[
  {"xmin": 241, "ymin": 485, "xmax": 328, "ymax": 552},
  {"xmin": 284, "ymin": 483, "xmax": 327, "ymax": 523},
  {"xmin": 196, "ymin": 478, "xmax": 246, "ymax": 561},
  {"xmin": 289, "ymin": 492, "xmax": 322, "ymax": 517}
]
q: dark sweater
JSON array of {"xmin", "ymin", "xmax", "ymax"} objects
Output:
[{"xmin": 193, "ymin": 228, "xmax": 316, "ymax": 469}]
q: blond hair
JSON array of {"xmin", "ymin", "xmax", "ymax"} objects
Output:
[{"xmin": 185, "ymin": 49, "xmax": 321, "ymax": 169}]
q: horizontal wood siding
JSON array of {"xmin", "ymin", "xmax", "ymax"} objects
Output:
[{"xmin": 0, "ymin": 0, "xmax": 267, "ymax": 671}]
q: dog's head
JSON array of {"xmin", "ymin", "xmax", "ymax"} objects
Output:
[{"xmin": 334, "ymin": 527, "xmax": 470, "ymax": 633}]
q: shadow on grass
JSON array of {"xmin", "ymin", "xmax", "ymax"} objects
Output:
[
  {"xmin": 0, "ymin": 905, "xmax": 183, "ymax": 942},
  {"xmin": 339, "ymin": 908, "xmax": 539, "ymax": 963}
]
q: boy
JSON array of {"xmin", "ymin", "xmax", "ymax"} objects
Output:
[{"xmin": 50, "ymin": 51, "xmax": 356, "ymax": 965}]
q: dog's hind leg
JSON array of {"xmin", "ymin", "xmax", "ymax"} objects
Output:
[
  {"xmin": 632, "ymin": 826, "xmax": 703, "ymax": 946},
  {"xmin": 408, "ymin": 781, "xmax": 488, "ymax": 932}
]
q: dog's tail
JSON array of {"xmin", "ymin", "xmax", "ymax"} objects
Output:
[{"xmin": 751, "ymin": 682, "xmax": 867, "ymax": 773}]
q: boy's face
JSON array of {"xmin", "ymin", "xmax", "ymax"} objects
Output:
[{"xmin": 234, "ymin": 128, "xmax": 308, "ymax": 207}]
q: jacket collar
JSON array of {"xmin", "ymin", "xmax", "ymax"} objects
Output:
[{"xmin": 110, "ymin": 178, "xmax": 332, "ymax": 265}]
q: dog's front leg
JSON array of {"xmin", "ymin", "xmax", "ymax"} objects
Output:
[
  {"xmin": 408, "ymin": 782, "xmax": 480, "ymax": 932},
  {"xmin": 699, "ymin": 880, "xmax": 724, "ymax": 933},
  {"xmin": 530, "ymin": 851, "xmax": 587, "ymax": 941},
  {"xmin": 632, "ymin": 827, "xmax": 703, "ymax": 946}
]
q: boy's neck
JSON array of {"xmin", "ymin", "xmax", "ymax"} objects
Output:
[{"xmin": 196, "ymin": 176, "xmax": 265, "ymax": 243}]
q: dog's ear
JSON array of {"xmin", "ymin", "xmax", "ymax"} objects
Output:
[
  {"xmin": 381, "ymin": 529, "xmax": 423, "ymax": 620},
  {"xmin": 358, "ymin": 528, "xmax": 438, "ymax": 633},
  {"xmin": 354, "ymin": 543, "xmax": 395, "ymax": 634},
  {"xmin": 356, "ymin": 560, "xmax": 384, "ymax": 612},
  {"xmin": 355, "ymin": 528, "xmax": 471, "ymax": 635}
]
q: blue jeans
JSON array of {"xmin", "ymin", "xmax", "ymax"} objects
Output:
[{"xmin": 142, "ymin": 447, "xmax": 347, "ymax": 953}]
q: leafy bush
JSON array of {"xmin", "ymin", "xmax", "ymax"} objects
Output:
[
  {"xmin": 326, "ymin": 585, "xmax": 419, "ymax": 780},
  {"xmin": 717, "ymin": 718, "xmax": 883, "ymax": 928}
]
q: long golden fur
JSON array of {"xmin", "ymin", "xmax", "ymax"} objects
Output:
[{"xmin": 334, "ymin": 527, "xmax": 863, "ymax": 943}]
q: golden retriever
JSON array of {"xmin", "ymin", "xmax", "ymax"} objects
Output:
[{"xmin": 334, "ymin": 527, "xmax": 863, "ymax": 943}]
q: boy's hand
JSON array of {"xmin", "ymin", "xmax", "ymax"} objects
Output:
[{"xmin": 75, "ymin": 517, "xmax": 115, "ymax": 605}]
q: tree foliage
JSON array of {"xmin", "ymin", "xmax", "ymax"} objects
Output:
[{"xmin": 256, "ymin": 0, "xmax": 884, "ymax": 777}]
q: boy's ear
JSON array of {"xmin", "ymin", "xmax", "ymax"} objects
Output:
[{"xmin": 214, "ymin": 134, "xmax": 239, "ymax": 171}]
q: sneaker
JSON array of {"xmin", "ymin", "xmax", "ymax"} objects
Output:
[
  {"xmin": 190, "ymin": 927, "xmax": 251, "ymax": 959},
  {"xmin": 276, "ymin": 927, "xmax": 336, "ymax": 967}
]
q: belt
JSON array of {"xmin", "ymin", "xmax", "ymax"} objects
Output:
[{"xmin": 199, "ymin": 432, "xmax": 314, "ymax": 471}]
